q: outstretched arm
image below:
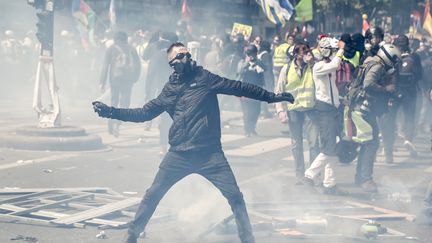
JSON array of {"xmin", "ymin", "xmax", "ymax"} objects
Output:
[
  {"xmin": 93, "ymin": 96, "xmax": 165, "ymax": 122},
  {"xmin": 209, "ymin": 72, "xmax": 293, "ymax": 103}
]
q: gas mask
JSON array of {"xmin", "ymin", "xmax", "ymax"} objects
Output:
[{"xmin": 320, "ymin": 47, "xmax": 332, "ymax": 58}]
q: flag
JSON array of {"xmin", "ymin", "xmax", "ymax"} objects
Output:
[
  {"xmin": 109, "ymin": 0, "xmax": 117, "ymax": 29},
  {"xmin": 295, "ymin": 0, "xmax": 313, "ymax": 22},
  {"xmin": 255, "ymin": 0, "xmax": 295, "ymax": 26},
  {"xmin": 181, "ymin": 0, "xmax": 192, "ymax": 34},
  {"xmin": 410, "ymin": 10, "xmax": 425, "ymax": 39},
  {"xmin": 362, "ymin": 14, "xmax": 369, "ymax": 35},
  {"xmin": 423, "ymin": 0, "xmax": 432, "ymax": 36},
  {"xmin": 72, "ymin": 0, "xmax": 96, "ymax": 49},
  {"xmin": 181, "ymin": 0, "xmax": 192, "ymax": 21}
]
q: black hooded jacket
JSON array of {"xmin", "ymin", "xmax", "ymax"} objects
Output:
[{"xmin": 110, "ymin": 66, "xmax": 275, "ymax": 151}]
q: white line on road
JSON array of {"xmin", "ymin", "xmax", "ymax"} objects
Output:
[
  {"xmin": 0, "ymin": 154, "xmax": 78, "ymax": 171},
  {"xmin": 225, "ymin": 138, "xmax": 291, "ymax": 157},
  {"xmin": 221, "ymin": 134, "xmax": 245, "ymax": 143}
]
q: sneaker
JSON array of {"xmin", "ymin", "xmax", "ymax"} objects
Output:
[
  {"xmin": 403, "ymin": 140, "xmax": 418, "ymax": 157},
  {"xmin": 361, "ymin": 180, "xmax": 378, "ymax": 193},
  {"xmin": 294, "ymin": 176, "xmax": 315, "ymax": 186},
  {"xmin": 323, "ymin": 185, "xmax": 348, "ymax": 196},
  {"xmin": 302, "ymin": 177, "xmax": 315, "ymax": 186}
]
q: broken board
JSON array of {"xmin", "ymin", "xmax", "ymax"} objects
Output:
[{"xmin": 0, "ymin": 188, "xmax": 172, "ymax": 229}]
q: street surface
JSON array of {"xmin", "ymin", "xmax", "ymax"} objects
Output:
[{"xmin": 0, "ymin": 99, "xmax": 431, "ymax": 243}]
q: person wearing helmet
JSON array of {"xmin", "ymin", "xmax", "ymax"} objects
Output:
[
  {"xmin": 303, "ymin": 37, "xmax": 346, "ymax": 194},
  {"xmin": 238, "ymin": 44, "xmax": 266, "ymax": 136},
  {"xmin": 275, "ymin": 43, "xmax": 319, "ymax": 184},
  {"xmin": 380, "ymin": 35, "xmax": 423, "ymax": 163},
  {"xmin": 347, "ymin": 43, "xmax": 401, "ymax": 192},
  {"xmin": 363, "ymin": 27, "xmax": 385, "ymax": 62}
]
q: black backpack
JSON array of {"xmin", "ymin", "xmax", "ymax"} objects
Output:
[
  {"xmin": 397, "ymin": 54, "xmax": 416, "ymax": 89},
  {"xmin": 346, "ymin": 63, "xmax": 369, "ymax": 107},
  {"xmin": 111, "ymin": 45, "xmax": 135, "ymax": 79}
]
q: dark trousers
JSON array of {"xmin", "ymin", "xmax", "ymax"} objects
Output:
[
  {"xmin": 316, "ymin": 108, "xmax": 339, "ymax": 156},
  {"xmin": 127, "ymin": 148, "xmax": 255, "ymax": 243},
  {"xmin": 287, "ymin": 110, "xmax": 320, "ymax": 177},
  {"xmin": 109, "ymin": 80, "xmax": 133, "ymax": 130},
  {"xmin": 240, "ymin": 98, "xmax": 261, "ymax": 134},
  {"xmin": 380, "ymin": 93, "xmax": 417, "ymax": 156},
  {"xmin": 355, "ymin": 112, "xmax": 379, "ymax": 184}
]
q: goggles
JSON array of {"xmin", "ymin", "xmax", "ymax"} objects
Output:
[{"xmin": 169, "ymin": 52, "xmax": 191, "ymax": 66}]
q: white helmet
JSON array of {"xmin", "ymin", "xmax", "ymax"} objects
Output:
[
  {"xmin": 377, "ymin": 43, "xmax": 401, "ymax": 69},
  {"xmin": 318, "ymin": 37, "xmax": 332, "ymax": 58}
]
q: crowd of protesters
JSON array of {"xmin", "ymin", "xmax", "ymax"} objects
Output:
[{"xmin": 1, "ymin": 23, "xmax": 432, "ymax": 194}]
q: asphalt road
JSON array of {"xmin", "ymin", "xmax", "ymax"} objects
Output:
[{"xmin": 0, "ymin": 100, "xmax": 431, "ymax": 243}]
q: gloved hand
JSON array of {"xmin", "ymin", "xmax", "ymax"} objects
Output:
[
  {"xmin": 92, "ymin": 101, "xmax": 113, "ymax": 118},
  {"xmin": 268, "ymin": 92, "xmax": 295, "ymax": 104}
]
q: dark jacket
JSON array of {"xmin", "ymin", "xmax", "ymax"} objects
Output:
[
  {"xmin": 99, "ymin": 43, "xmax": 141, "ymax": 86},
  {"xmin": 237, "ymin": 58, "xmax": 266, "ymax": 87},
  {"xmin": 357, "ymin": 56, "xmax": 392, "ymax": 115},
  {"xmin": 111, "ymin": 66, "xmax": 275, "ymax": 151}
]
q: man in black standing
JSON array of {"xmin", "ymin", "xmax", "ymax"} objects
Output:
[{"xmin": 92, "ymin": 42, "xmax": 294, "ymax": 243}]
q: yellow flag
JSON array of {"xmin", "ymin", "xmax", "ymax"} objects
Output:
[{"xmin": 423, "ymin": 13, "xmax": 432, "ymax": 36}]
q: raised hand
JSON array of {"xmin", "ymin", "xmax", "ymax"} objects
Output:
[{"xmin": 92, "ymin": 101, "xmax": 113, "ymax": 118}]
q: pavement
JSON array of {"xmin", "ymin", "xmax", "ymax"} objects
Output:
[{"xmin": 0, "ymin": 100, "xmax": 431, "ymax": 243}]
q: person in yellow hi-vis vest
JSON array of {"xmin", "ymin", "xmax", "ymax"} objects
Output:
[
  {"xmin": 273, "ymin": 33, "xmax": 295, "ymax": 87},
  {"xmin": 275, "ymin": 43, "xmax": 319, "ymax": 184}
]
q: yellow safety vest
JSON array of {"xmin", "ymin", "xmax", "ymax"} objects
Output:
[
  {"xmin": 342, "ymin": 51, "xmax": 360, "ymax": 68},
  {"xmin": 284, "ymin": 61, "xmax": 315, "ymax": 110},
  {"xmin": 343, "ymin": 106, "xmax": 373, "ymax": 143},
  {"xmin": 273, "ymin": 43, "xmax": 290, "ymax": 67}
]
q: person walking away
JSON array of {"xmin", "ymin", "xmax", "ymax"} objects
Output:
[{"xmin": 99, "ymin": 31, "xmax": 141, "ymax": 137}]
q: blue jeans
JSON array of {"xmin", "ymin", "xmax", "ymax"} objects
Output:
[
  {"xmin": 127, "ymin": 147, "xmax": 255, "ymax": 243},
  {"xmin": 287, "ymin": 110, "xmax": 320, "ymax": 177}
]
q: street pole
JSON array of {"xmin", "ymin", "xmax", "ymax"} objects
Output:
[{"xmin": 29, "ymin": 0, "xmax": 61, "ymax": 128}]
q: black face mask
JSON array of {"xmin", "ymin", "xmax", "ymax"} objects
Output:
[{"xmin": 169, "ymin": 52, "xmax": 193, "ymax": 74}]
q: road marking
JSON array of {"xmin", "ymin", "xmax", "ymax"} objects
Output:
[
  {"xmin": 0, "ymin": 154, "xmax": 78, "ymax": 171},
  {"xmin": 221, "ymin": 134, "xmax": 245, "ymax": 143},
  {"xmin": 225, "ymin": 138, "xmax": 291, "ymax": 157},
  {"xmin": 240, "ymin": 168, "xmax": 293, "ymax": 185}
]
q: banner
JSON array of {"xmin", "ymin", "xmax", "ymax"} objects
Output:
[{"xmin": 231, "ymin": 23, "xmax": 253, "ymax": 40}]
